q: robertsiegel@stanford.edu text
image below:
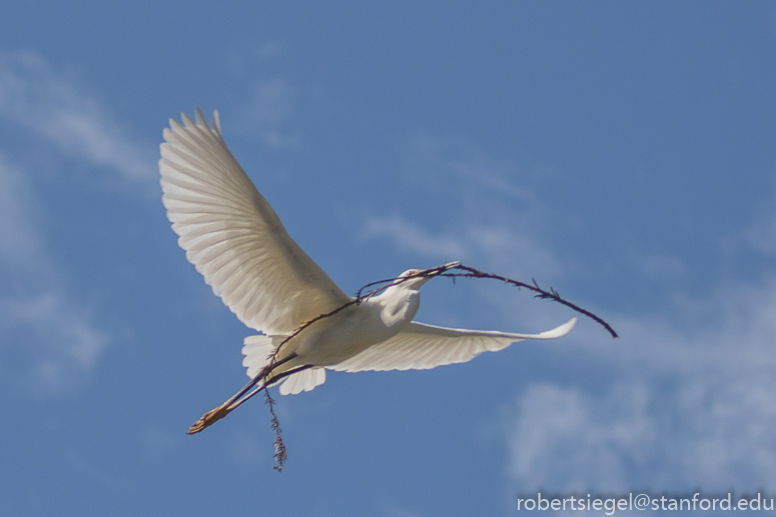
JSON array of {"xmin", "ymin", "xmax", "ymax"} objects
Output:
[{"xmin": 516, "ymin": 492, "xmax": 773, "ymax": 514}]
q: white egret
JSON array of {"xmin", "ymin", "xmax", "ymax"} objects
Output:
[{"xmin": 159, "ymin": 108, "xmax": 576, "ymax": 433}]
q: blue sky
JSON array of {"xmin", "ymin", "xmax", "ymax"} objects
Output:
[{"xmin": 1, "ymin": 2, "xmax": 776, "ymax": 516}]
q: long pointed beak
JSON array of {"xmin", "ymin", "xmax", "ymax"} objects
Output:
[
  {"xmin": 434, "ymin": 261, "xmax": 460, "ymax": 273},
  {"xmin": 421, "ymin": 261, "xmax": 461, "ymax": 276}
]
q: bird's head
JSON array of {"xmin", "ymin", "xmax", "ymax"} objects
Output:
[{"xmin": 393, "ymin": 261, "xmax": 460, "ymax": 290}]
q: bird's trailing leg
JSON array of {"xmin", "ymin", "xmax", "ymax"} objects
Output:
[
  {"xmin": 187, "ymin": 401, "xmax": 233, "ymax": 434},
  {"xmin": 225, "ymin": 364, "xmax": 315, "ymax": 413},
  {"xmin": 187, "ymin": 352, "xmax": 299, "ymax": 434}
]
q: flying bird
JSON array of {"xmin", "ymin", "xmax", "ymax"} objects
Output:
[{"xmin": 159, "ymin": 108, "xmax": 576, "ymax": 433}]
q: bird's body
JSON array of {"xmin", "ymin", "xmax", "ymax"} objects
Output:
[
  {"xmin": 254, "ymin": 282, "xmax": 421, "ymax": 378},
  {"xmin": 282, "ymin": 283, "xmax": 420, "ymax": 367},
  {"xmin": 159, "ymin": 108, "xmax": 576, "ymax": 431}
]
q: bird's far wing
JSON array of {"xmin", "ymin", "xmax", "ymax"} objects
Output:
[
  {"xmin": 160, "ymin": 108, "xmax": 351, "ymax": 334},
  {"xmin": 331, "ymin": 318, "xmax": 576, "ymax": 372},
  {"xmin": 279, "ymin": 368, "xmax": 327, "ymax": 395}
]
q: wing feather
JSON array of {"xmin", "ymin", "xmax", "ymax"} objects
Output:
[
  {"xmin": 160, "ymin": 108, "xmax": 351, "ymax": 334},
  {"xmin": 331, "ymin": 318, "xmax": 576, "ymax": 372},
  {"xmin": 280, "ymin": 368, "xmax": 327, "ymax": 395}
]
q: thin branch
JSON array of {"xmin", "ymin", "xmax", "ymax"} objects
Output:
[
  {"xmin": 356, "ymin": 264, "xmax": 618, "ymax": 338},
  {"xmin": 446, "ymin": 265, "xmax": 618, "ymax": 338},
  {"xmin": 188, "ymin": 262, "xmax": 616, "ymax": 471},
  {"xmin": 263, "ymin": 388, "xmax": 287, "ymax": 471}
]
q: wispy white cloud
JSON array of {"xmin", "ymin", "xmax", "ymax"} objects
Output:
[
  {"xmin": 363, "ymin": 133, "xmax": 565, "ymax": 287},
  {"xmin": 404, "ymin": 133, "xmax": 539, "ymax": 203},
  {"xmin": 0, "ymin": 155, "xmax": 108, "ymax": 394},
  {"xmin": 504, "ymin": 276, "xmax": 776, "ymax": 492},
  {"xmin": 0, "ymin": 292, "xmax": 108, "ymax": 394},
  {"xmin": 0, "ymin": 154, "xmax": 45, "ymax": 270},
  {"xmin": 0, "ymin": 50, "xmax": 154, "ymax": 183},
  {"xmin": 507, "ymin": 383, "xmax": 655, "ymax": 492},
  {"xmin": 364, "ymin": 214, "xmax": 467, "ymax": 260},
  {"xmin": 0, "ymin": 50, "xmax": 141, "ymax": 394},
  {"xmin": 243, "ymin": 77, "xmax": 300, "ymax": 148},
  {"xmin": 364, "ymin": 214, "xmax": 563, "ymax": 280},
  {"xmin": 496, "ymin": 170, "xmax": 776, "ymax": 491}
]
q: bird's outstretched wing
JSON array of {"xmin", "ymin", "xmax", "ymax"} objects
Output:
[
  {"xmin": 160, "ymin": 108, "xmax": 350, "ymax": 334},
  {"xmin": 331, "ymin": 318, "xmax": 577, "ymax": 372}
]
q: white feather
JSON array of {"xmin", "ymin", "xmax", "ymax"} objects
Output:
[
  {"xmin": 280, "ymin": 368, "xmax": 327, "ymax": 395},
  {"xmin": 332, "ymin": 318, "xmax": 576, "ymax": 372},
  {"xmin": 160, "ymin": 109, "xmax": 350, "ymax": 335}
]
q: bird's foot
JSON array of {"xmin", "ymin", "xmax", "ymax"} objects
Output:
[{"xmin": 188, "ymin": 402, "xmax": 233, "ymax": 434}]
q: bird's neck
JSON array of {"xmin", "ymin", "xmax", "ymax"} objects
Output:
[{"xmin": 372, "ymin": 287, "xmax": 420, "ymax": 329}]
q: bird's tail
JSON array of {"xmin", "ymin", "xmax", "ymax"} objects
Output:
[
  {"xmin": 242, "ymin": 334, "xmax": 327, "ymax": 395},
  {"xmin": 242, "ymin": 334, "xmax": 287, "ymax": 379}
]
